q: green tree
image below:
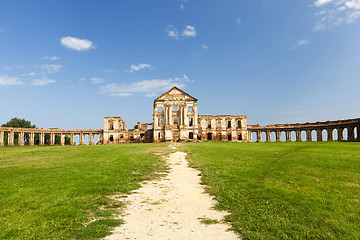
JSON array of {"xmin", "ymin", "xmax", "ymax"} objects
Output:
[{"xmin": 1, "ymin": 118, "xmax": 37, "ymax": 145}]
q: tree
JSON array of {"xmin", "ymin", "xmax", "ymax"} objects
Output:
[{"xmin": 1, "ymin": 118, "xmax": 37, "ymax": 145}]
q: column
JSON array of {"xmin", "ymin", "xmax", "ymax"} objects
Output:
[
  {"xmin": 0, "ymin": 131, "xmax": 4, "ymax": 146},
  {"xmin": 285, "ymin": 131, "xmax": 291, "ymax": 142},
  {"xmin": 70, "ymin": 133, "xmax": 75, "ymax": 145},
  {"xmin": 296, "ymin": 130, "xmax": 301, "ymax": 142},
  {"xmin": 266, "ymin": 131, "xmax": 271, "ymax": 142},
  {"xmin": 29, "ymin": 132, "xmax": 35, "ymax": 146},
  {"xmin": 327, "ymin": 128, "xmax": 333, "ymax": 141},
  {"xmin": 357, "ymin": 126, "xmax": 360, "ymax": 141},
  {"xmin": 275, "ymin": 131, "xmax": 281, "ymax": 142},
  {"xmin": 306, "ymin": 130, "xmax": 312, "ymax": 142},
  {"xmin": 89, "ymin": 133, "xmax": 94, "ymax": 145},
  {"xmin": 40, "ymin": 133, "xmax": 45, "ymax": 145},
  {"xmin": 18, "ymin": 132, "xmax": 24, "ymax": 146},
  {"xmin": 154, "ymin": 113, "xmax": 158, "ymax": 129},
  {"xmin": 248, "ymin": 130, "xmax": 253, "ymax": 142},
  {"xmin": 60, "ymin": 133, "xmax": 65, "ymax": 146},
  {"xmin": 317, "ymin": 129, "xmax": 323, "ymax": 142},
  {"xmin": 348, "ymin": 126, "xmax": 355, "ymax": 141},
  {"xmin": 338, "ymin": 128, "xmax": 344, "ymax": 141},
  {"xmin": 99, "ymin": 133, "xmax": 104, "ymax": 144},
  {"xmin": 80, "ymin": 133, "xmax": 85, "ymax": 145},
  {"xmin": 50, "ymin": 133, "xmax": 55, "ymax": 145},
  {"xmin": 8, "ymin": 132, "xmax": 14, "ymax": 146},
  {"xmin": 169, "ymin": 105, "xmax": 173, "ymax": 125},
  {"xmin": 257, "ymin": 130, "xmax": 262, "ymax": 142}
]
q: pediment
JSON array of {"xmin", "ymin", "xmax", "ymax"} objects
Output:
[{"xmin": 155, "ymin": 87, "xmax": 197, "ymax": 101}]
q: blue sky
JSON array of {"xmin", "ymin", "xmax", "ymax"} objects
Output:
[{"xmin": 1, "ymin": 0, "xmax": 360, "ymax": 129}]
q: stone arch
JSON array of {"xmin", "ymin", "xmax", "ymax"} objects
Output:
[
  {"xmin": 252, "ymin": 132, "xmax": 257, "ymax": 142},
  {"xmin": 261, "ymin": 132, "xmax": 267, "ymax": 142},
  {"xmin": 301, "ymin": 130, "xmax": 306, "ymax": 142},
  {"xmin": 333, "ymin": 128, "xmax": 338, "ymax": 141},
  {"xmin": 343, "ymin": 128, "xmax": 348, "ymax": 141},
  {"xmin": 291, "ymin": 131, "xmax": 296, "ymax": 142},
  {"xmin": 271, "ymin": 132, "xmax": 276, "ymax": 142},
  {"xmin": 311, "ymin": 130, "xmax": 316, "ymax": 141},
  {"xmin": 217, "ymin": 133, "xmax": 222, "ymax": 141},
  {"xmin": 238, "ymin": 133, "xmax": 242, "ymax": 141},
  {"xmin": 355, "ymin": 126, "xmax": 358, "ymax": 140},
  {"xmin": 322, "ymin": 129, "xmax": 328, "ymax": 141},
  {"xmin": 281, "ymin": 131, "xmax": 286, "ymax": 142}
]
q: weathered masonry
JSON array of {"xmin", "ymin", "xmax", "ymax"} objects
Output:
[{"xmin": 1, "ymin": 87, "xmax": 360, "ymax": 146}]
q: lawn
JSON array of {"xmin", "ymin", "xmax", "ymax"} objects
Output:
[
  {"xmin": 183, "ymin": 141, "xmax": 360, "ymax": 240},
  {"xmin": 0, "ymin": 143, "xmax": 168, "ymax": 239}
]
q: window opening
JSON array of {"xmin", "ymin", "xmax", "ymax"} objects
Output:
[
  {"xmin": 110, "ymin": 135, "xmax": 114, "ymax": 142},
  {"xmin": 189, "ymin": 107, "xmax": 193, "ymax": 112},
  {"xmin": 228, "ymin": 121, "xmax": 231, "ymax": 128},
  {"xmin": 109, "ymin": 122, "xmax": 114, "ymax": 130},
  {"xmin": 189, "ymin": 118, "xmax": 193, "ymax": 127},
  {"xmin": 158, "ymin": 107, "xmax": 163, "ymax": 112},
  {"xmin": 189, "ymin": 132, "xmax": 194, "ymax": 139}
]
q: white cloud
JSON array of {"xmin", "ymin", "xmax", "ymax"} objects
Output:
[
  {"xmin": 44, "ymin": 56, "xmax": 60, "ymax": 61},
  {"xmin": 313, "ymin": 0, "xmax": 360, "ymax": 30},
  {"xmin": 104, "ymin": 69, "xmax": 117, "ymax": 73},
  {"xmin": 41, "ymin": 64, "xmax": 62, "ymax": 74},
  {"xmin": 130, "ymin": 63, "xmax": 152, "ymax": 72},
  {"xmin": 0, "ymin": 75, "xmax": 23, "ymax": 86},
  {"xmin": 237, "ymin": 18, "xmax": 242, "ymax": 25},
  {"xmin": 28, "ymin": 72, "xmax": 36, "ymax": 76},
  {"xmin": 91, "ymin": 77, "xmax": 104, "ymax": 84},
  {"xmin": 315, "ymin": 0, "xmax": 334, "ymax": 7},
  {"xmin": 99, "ymin": 75, "xmax": 190, "ymax": 97},
  {"xmin": 60, "ymin": 36, "xmax": 94, "ymax": 51},
  {"xmin": 31, "ymin": 78, "xmax": 56, "ymax": 86},
  {"xmin": 80, "ymin": 77, "xmax": 86, "ymax": 81},
  {"xmin": 166, "ymin": 25, "xmax": 179, "ymax": 39},
  {"xmin": 289, "ymin": 38, "xmax": 310, "ymax": 50},
  {"xmin": 202, "ymin": 44, "xmax": 208, "ymax": 49},
  {"xmin": 180, "ymin": 4, "xmax": 185, "ymax": 9},
  {"xmin": 182, "ymin": 25, "xmax": 197, "ymax": 37}
]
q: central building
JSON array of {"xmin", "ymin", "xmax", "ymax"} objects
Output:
[{"xmin": 153, "ymin": 87, "xmax": 199, "ymax": 142}]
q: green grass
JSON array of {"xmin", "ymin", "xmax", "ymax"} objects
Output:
[
  {"xmin": 0, "ymin": 143, "xmax": 169, "ymax": 239},
  {"xmin": 183, "ymin": 141, "xmax": 360, "ymax": 239}
]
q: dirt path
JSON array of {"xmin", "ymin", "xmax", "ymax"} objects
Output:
[{"xmin": 105, "ymin": 145, "xmax": 239, "ymax": 240}]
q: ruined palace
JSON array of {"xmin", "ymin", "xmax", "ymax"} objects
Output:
[{"xmin": 1, "ymin": 86, "xmax": 360, "ymax": 146}]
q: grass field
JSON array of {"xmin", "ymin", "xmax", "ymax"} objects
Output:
[
  {"xmin": 183, "ymin": 141, "xmax": 360, "ymax": 239},
  {"xmin": 0, "ymin": 144, "xmax": 168, "ymax": 239}
]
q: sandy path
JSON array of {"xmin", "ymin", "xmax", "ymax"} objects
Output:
[{"xmin": 105, "ymin": 145, "xmax": 239, "ymax": 240}]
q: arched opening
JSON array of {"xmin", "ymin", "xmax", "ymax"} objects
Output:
[
  {"xmin": 281, "ymin": 131, "xmax": 286, "ymax": 142},
  {"xmin": 271, "ymin": 132, "xmax": 276, "ymax": 142},
  {"xmin": 227, "ymin": 121, "xmax": 231, "ymax": 128},
  {"xmin": 291, "ymin": 131, "xmax": 296, "ymax": 142},
  {"xmin": 333, "ymin": 129, "xmax": 338, "ymax": 141},
  {"xmin": 355, "ymin": 127, "xmax": 358, "ymax": 140},
  {"xmin": 238, "ymin": 134, "xmax": 242, "ymax": 141},
  {"xmin": 312, "ymin": 130, "xmax": 317, "ymax": 141},
  {"xmin": 74, "ymin": 134, "xmax": 80, "ymax": 145},
  {"xmin": 217, "ymin": 133, "xmax": 222, "ymax": 141},
  {"xmin": 252, "ymin": 132, "xmax": 257, "ymax": 142},
  {"xmin": 322, "ymin": 129, "xmax": 328, "ymax": 141},
  {"xmin": 301, "ymin": 130, "xmax": 306, "ymax": 142},
  {"xmin": 227, "ymin": 134, "xmax": 232, "ymax": 141},
  {"xmin": 84, "ymin": 134, "xmax": 90, "ymax": 145},
  {"xmin": 261, "ymin": 132, "xmax": 267, "ymax": 142},
  {"xmin": 207, "ymin": 133, "xmax": 212, "ymax": 141},
  {"xmin": 130, "ymin": 135, "xmax": 134, "ymax": 142},
  {"xmin": 343, "ymin": 128, "xmax": 348, "ymax": 141},
  {"xmin": 109, "ymin": 135, "xmax": 114, "ymax": 142}
]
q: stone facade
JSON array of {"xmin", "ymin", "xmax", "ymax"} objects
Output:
[{"xmin": 1, "ymin": 86, "xmax": 360, "ymax": 146}]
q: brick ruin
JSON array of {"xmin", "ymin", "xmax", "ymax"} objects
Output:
[{"xmin": 1, "ymin": 86, "xmax": 360, "ymax": 146}]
